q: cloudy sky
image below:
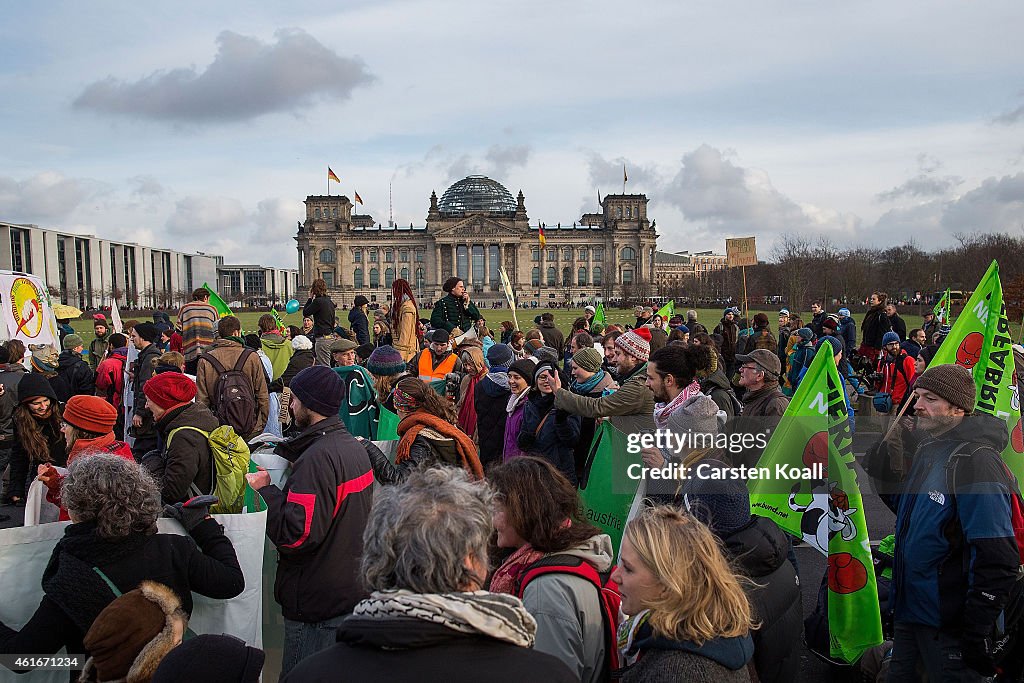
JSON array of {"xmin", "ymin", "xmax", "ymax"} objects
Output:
[{"xmin": 2, "ymin": 1, "xmax": 1023, "ymax": 268}]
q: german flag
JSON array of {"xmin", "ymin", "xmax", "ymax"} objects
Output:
[
  {"xmin": 538, "ymin": 222, "xmax": 546, "ymax": 248},
  {"xmin": 327, "ymin": 167, "xmax": 340, "ymax": 183},
  {"xmin": 354, "ymin": 191, "xmax": 363, "ymax": 205}
]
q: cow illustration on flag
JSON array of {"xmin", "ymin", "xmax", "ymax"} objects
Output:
[
  {"xmin": 748, "ymin": 346, "xmax": 882, "ymax": 663},
  {"xmin": 933, "ymin": 287, "xmax": 951, "ymax": 324}
]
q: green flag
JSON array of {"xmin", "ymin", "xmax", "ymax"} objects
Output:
[
  {"xmin": 577, "ymin": 422, "xmax": 642, "ymax": 554},
  {"xmin": 270, "ymin": 307, "xmax": 285, "ymax": 329},
  {"xmin": 203, "ymin": 283, "xmax": 231, "ymax": 318},
  {"xmin": 377, "ymin": 405, "xmax": 400, "ymax": 441},
  {"xmin": 933, "ymin": 287, "xmax": 951, "ymax": 323},
  {"xmin": 748, "ymin": 346, "xmax": 882, "ymax": 663},
  {"xmin": 332, "ymin": 365, "xmax": 379, "ymax": 439},
  {"xmin": 593, "ymin": 301, "xmax": 606, "ymax": 325},
  {"xmin": 655, "ymin": 300, "xmax": 674, "ymax": 319},
  {"xmin": 928, "ymin": 261, "xmax": 1024, "ymax": 481}
]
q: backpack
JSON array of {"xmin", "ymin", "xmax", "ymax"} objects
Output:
[
  {"xmin": 945, "ymin": 443, "xmax": 1024, "ymax": 676},
  {"xmin": 516, "ymin": 554, "xmax": 622, "ymax": 681},
  {"xmin": 167, "ymin": 424, "xmax": 251, "ymax": 514},
  {"xmin": 200, "ymin": 349, "xmax": 258, "ymax": 436}
]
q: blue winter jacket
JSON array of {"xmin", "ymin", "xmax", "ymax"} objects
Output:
[
  {"xmin": 838, "ymin": 317, "xmax": 857, "ymax": 357},
  {"xmin": 886, "ymin": 414, "xmax": 1019, "ymax": 639}
]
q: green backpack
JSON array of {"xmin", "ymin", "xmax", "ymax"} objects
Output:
[{"xmin": 166, "ymin": 424, "xmax": 251, "ymax": 514}]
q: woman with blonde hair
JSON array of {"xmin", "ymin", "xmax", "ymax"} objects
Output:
[
  {"xmin": 612, "ymin": 505, "xmax": 755, "ymax": 682},
  {"xmin": 455, "ymin": 345, "xmax": 487, "ymax": 438}
]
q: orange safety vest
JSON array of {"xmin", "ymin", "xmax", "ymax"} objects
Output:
[{"xmin": 418, "ymin": 351, "xmax": 457, "ymax": 381}]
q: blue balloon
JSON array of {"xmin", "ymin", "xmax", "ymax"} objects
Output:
[{"xmin": 285, "ymin": 299, "xmax": 300, "ymax": 314}]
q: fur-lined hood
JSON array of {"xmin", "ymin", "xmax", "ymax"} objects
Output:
[{"xmin": 79, "ymin": 580, "xmax": 188, "ymax": 683}]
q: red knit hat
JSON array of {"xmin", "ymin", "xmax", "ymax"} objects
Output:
[
  {"xmin": 63, "ymin": 395, "xmax": 118, "ymax": 434},
  {"xmin": 144, "ymin": 373, "xmax": 197, "ymax": 410},
  {"xmin": 616, "ymin": 326, "xmax": 652, "ymax": 361}
]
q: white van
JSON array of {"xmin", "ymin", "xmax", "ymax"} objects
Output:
[{"xmin": 0, "ymin": 270, "xmax": 61, "ymax": 356}]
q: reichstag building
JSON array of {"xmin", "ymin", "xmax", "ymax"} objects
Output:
[{"xmin": 295, "ymin": 175, "xmax": 658, "ymax": 305}]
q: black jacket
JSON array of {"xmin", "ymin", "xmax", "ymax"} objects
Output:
[
  {"xmin": 0, "ymin": 518, "xmax": 243, "ymax": 659},
  {"xmin": 131, "ymin": 343, "xmax": 162, "ymax": 437},
  {"xmin": 701, "ymin": 367, "xmax": 738, "ymax": 419},
  {"xmin": 284, "ymin": 616, "xmax": 577, "ymax": 683},
  {"xmin": 860, "ymin": 306, "xmax": 891, "ymax": 350},
  {"xmin": 721, "ymin": 517, "xmax": 802, "ymax": 683},
  {"xmin": 144, "ymin": 402, "xmax": 220, "ymax": 504},
  {"xmin": 474, "ymin": 372, "xmax": 511, "ymax": 468},
  {"xmin": 270, "ymin": 349, "xmax": 315, "ymax": 392},
  {"xmin": 538, "ymin": 321, "xmax": 565, "ymax": 354},
  {"xmin": 8, "ymin": 414, "xmax": 65, "ymax": 499},
  {"xmin": 56, "ymin": 351, "xmax": 96, "ymax": 400},
  {"xmin": 348, "ymin": 308, "xmax": 370, "ymax": 345},
  {"xmin": 888, "ymin": 313, "xmax": 907, "ymax": 341},
  {"xmin": 810, "ymin": 311, "xmax": 828, "ymax": 337},
  {"xmin": 517, "ymin": 392, "xmax": 580, "ymax": 485},
  {"xmin": 259, "ymin": 415, "xmax": 373, "ymax": 622},
  {"xmin": 304, "ymin": 295, "xmax": 337, "ymax": 338},
  {"xmin": 364, "ymin": 431, "xmax": 463, "ymax": 485}
]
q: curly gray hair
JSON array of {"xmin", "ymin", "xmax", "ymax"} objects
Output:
[
  {"xmin": 61, "ymin": 454, "xmax": 161, "ymax": 539},
  {"xmin": 362, "ymin": 466, "xmax": 493, "ymax": 594}
]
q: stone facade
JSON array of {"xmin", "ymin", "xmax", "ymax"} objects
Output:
[{"xmin": 295, "ymin": 175, "xmax": 658, "ymax": 306}]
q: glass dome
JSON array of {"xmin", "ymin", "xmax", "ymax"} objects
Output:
[{"xmin": 437, "ymin": 175, "xmax": 516, "ymax": 216}]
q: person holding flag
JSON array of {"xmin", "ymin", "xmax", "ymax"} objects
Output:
[
  {"xmin": 177, "ymin": 287, "xmax": 219, "ymax": 375},
  {"xmin": 872, "ymin": 364, "xmax": 1020, "ymax": 679}
]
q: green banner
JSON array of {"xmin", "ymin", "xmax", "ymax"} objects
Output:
[
  {"xmin": 378, "ymin": 406, "xmax": 400, "ymax": 441},
  {"xmin": 332, "ymin": 365, "xmax": 379, "ymax": 439},
  {"xmin": 203, "ymin": 282, "xmax": 232, "ymax": 318},
  {"xmin": 933, "ymin": 287, "xmax": 951, "ymax": 323},
  {"xmin": 928, "ymin": 261, "xmax": 1024, "ymax": 481},
  {"xmin": 593, "ymin": 302, "xmax": 606, "ymax": 325},
  {"xmin": 577, "ymin": 422, "xmax": 642, "ymax": 554},
  {"xmin": 655, "ymin": 300, "xmax": 674, "ymax": 320},
  {"xmin": 749, "ymin": 346, "xmax": 882, "ymax": 663}
]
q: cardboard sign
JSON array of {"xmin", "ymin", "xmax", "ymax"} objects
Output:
[{"xmin": 726, "ymin": 237, "xmax": 758, "ymax": 267}]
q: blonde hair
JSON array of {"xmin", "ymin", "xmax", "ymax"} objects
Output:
[
  {"xmin": 624, "ymin": 506, "xmax": 754, "ymax": 644},
  {"xmin": 153, "ymin": 351, "xmax": 185, "ymax": 370}
]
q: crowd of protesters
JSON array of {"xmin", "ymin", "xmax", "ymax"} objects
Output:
[{"xmin": 0, "ymin": 279, "xmax": 1021, "ymax": 682}]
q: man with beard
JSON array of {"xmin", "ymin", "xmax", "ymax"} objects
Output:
[
  {"xmin": 866, "ymin": 365, "xmax": 1019, "ymax": 681},
  {"xmin": 549, "ymin": 327, "xmax": 655, "ymax": 435},
  {"xmin": 409, "ymin": 329, "xmax": 464, "ymax": 382},
  {"xmin": 246, "ymin": 366, "xmax": 374, "ymax": 678}
]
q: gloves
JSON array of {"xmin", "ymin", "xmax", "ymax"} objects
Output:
[
  {"xmin": 37, "ymin": 465, "xmax": 61, "ymax": 493},
  {"xmin": 961, "ymin": 634, "xmax": 996, "ymax": 677},
  {"xmin": 163, "ymin": 494, "xmax": 219, "ymax": 532}
]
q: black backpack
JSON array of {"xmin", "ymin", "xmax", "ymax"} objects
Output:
[{"xmin": 200, "ymin": 349, "xmax": 258, "ymax": 436}]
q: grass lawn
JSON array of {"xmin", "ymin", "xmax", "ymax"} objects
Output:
[{"xmin": 66, "ymin": 305, "xmax": 967, "ymax": 347}]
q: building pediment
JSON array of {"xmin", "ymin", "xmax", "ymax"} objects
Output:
[{"xmin": 431, "ymin": 215, "xmax": 524, "ymax": 240}]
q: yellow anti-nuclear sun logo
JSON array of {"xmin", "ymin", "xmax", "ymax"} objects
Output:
[{"xmin": 11, "ymin": 278, "xmax": 44, "ymax": 339}]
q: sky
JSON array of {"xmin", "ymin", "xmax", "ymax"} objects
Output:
[{"xmin": 2, "ymin": 1, "xmax": 1023, "ymax": 269}]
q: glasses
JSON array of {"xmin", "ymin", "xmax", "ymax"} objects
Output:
[{"xmin": 739, "ymin": 365, "xmax": 760, "ymax": 372}]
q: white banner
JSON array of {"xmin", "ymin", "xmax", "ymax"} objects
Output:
[
  {"xmin": 0, "ymin": 274, "xmax": 59, "ymax": 351},
  {"xmin": 1, "ymin": 510, "xmax": 267, "ymax": 683}
]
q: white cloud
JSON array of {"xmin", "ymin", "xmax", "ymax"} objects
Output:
[
  {"xmin": 0, "ymin": 172, "xmax": 108, "ymax": 223},
  {"xmin": 73, "ymin": 28, "xmax": 374, "ymax": 123},
  {"xmin": 166, "ymin": 196, "xmax": 247, "ymax": 235}
]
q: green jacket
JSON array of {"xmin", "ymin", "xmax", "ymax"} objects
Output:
[
  {"xmin": 88, "ymin": 333, "xmax": 108, "ymax": 369},
  {"xmin": 260, "ymin": 333, "xmax": 293, "ymax": 381},
  {"xmin": 430, "ymin": 294, "xmax": 481, "ymax": 334},
  {"xmin": 553, "ymin": 362, "xmax": 655, "ymax": 435}
]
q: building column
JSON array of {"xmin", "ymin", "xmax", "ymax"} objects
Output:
[
  {"xmin": 435, "ymin": 244, "xmax": 442, "ymax": 288},
  {"xmin": 483, "ymin": 242, "xmax": 491, "ymax": 290}
]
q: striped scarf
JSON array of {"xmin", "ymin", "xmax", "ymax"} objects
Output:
[{"xmin": 353, "ymin": 589, "xmax": 537, "ymax": 648}]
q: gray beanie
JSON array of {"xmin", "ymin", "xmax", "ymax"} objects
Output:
[
  {"xmin": 914, "ymin": 364, "xmax": 976, "ymax": 414},
  {"xmin": 486, "ymin": 343, "xmax": 514, "ymax": 369},
  {"xmin": 667, "ymin": 393, "xmax": 720, "ymax": 437},
  {"xmin": 531, "ymin": 346, "xmax": 560, "ymax": 364}
]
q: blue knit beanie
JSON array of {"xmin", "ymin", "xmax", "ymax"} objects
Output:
[
  {"xmin": 366, "ymin": 345, "xmax": 406, "ymax": 376},
  {"xmin": 797, "ymin": 327, "xmax": 814, "ymax": 341},
  {"xmin": 290, "ymin": 366, "xmax": 343, "ymax": 417},
  {"xmin": 882, "ymin": 331, "xmax": 901, "ymax": 346},
  {"xmin": 486, "ymin": 343, "xmax": 514, "ymax": 369}
]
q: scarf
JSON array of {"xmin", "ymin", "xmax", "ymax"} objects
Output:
[
  {"xmin": 396, "ymin": 411, "xmax": 484, "ymax": 479},
  {"xmin": 353, "ymin": 589, "xmax": 537, "ymax": 648},
  {"xmin": 31, "ymin": 357, "xmax": 58, "ymax": 375},
  {"xmin": 618, "ymin": 609, "xmax": 653, "ymax": 668},
  {"xmin": 653, "ymin": 380, "xmax": 701, "ymax": 429},
  {"xmin": 68, "ymin": 432, "xmax": 117, "ymax": 461},
  {"xmin": 457, "ymin": 375, "xmax": 481, "ymax": 437},
  {"xmin": 488, "ymin": 544, "xmax": 546, "ymax": 596},
  {"xmin": 506, "ymin": 387, "xmax": 530, "ymax": 414},
  {"xmin": 570, "ymin": 369, "xmax": 607, "ymax": 395}
]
